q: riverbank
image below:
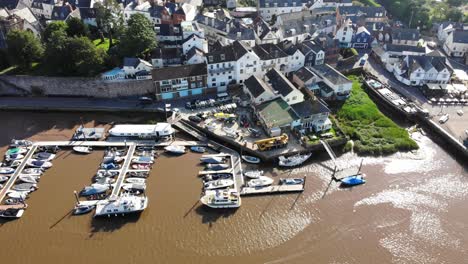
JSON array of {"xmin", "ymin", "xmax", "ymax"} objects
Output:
[{"xmin": 337, "ymin": 76, "xmax": 418, "ymax": 155}]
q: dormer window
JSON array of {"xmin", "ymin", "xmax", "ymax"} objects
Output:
[
  {"xmin": 209, "ymin": 56, "xmax": 213, "ymax": 62},
  {"xmin": 220, "ymin": 54, "xmax": 225, "ymax": 60}
]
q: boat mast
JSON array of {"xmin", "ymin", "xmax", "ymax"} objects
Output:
[{"xmin": 357, "ymin": 159, "xmax": 364, "ymax": 174}]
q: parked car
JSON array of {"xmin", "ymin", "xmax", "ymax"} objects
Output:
[
  {"xmin": 439, "ymin": 114, "xmax": 449, "ymax": 124},
  {"xmin": 320, "ymin": 132, "xmax": 334, "ymax": 139}
]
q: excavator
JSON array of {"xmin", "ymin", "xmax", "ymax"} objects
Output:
[{"xmin": 254, "ymin": 134, "xmax": 289, "ymax": 151}]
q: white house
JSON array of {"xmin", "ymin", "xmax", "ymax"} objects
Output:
[
  {"xmin": 253, "ymin": 43, "xmax": 289, "ymax": 73},
  {"xmin": 30, "ymin": 0, "xmax": 56, "ymax": 20},
  {"xmin": 186, "ymin": 47, "xmax": 205, "ymax": 65},
  {"xmin": 122, "ymin": 57, "xmax": 153, "ymax": 77},
  {"xmin": 437, "ymin": 22, "xmax": 467, "ymax": 42},
  {"xmin": 279, "ymin": 40, "xmax": 305, "ymax": 73},
  {"xmin": 182, "ymin": 34, "xmax": 208, "ymax": 54},
  {"xmin": 258, "ymin": 0, "xmax": 305, "ymax": 22},
  {"xmin": 393, "ymin": 55, "xmax": 452, "ymax": 86},
  {"xmin": 375, "ymin": 44, "xmax": 426, "ymax": 66},
  {"xmin": 309, "ymin": 64, "xmax": 352, "ymax": 100},
  {"xmin": 443, "ymin": 30, "xmax": 468, "ymax": 58},
  {"xmin": 243, "ymin": 75, "xmax": 279, "ymax": 105},
  {"xmin": 335, "ymin": 18, "xmax": 353, "ymax": 48},
  {"xmin": 391, "ymin": 28, "xmax": 420, "ymax": 46},
  {"xmin": 181, "ymin": 21, "xmax": 205, "ymax": 40},
  {"xmin": 265, "ymin": 68, "xmax": 304, "ymax": 105}
]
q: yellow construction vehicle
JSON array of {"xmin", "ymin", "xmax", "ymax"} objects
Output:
[{"xmin": 254, "ymin": 133, "xmax": 289, "ymax": 151}]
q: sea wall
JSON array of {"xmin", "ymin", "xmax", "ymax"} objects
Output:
[{"xmin": 0, "ymin": 75, "xmax": 155, "ymax": 98}]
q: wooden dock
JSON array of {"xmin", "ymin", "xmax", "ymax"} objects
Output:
[
  {"xmin": 240, "ymin": 184, "xmax": 304, "ymax": 196},
  {"xmin": 33, "ymin": 140, "xmax": 204, "ymax": 147},
  {"xmin": 0, "ymin": 145, "xmax": 37, "ymax": 202},
  {"xmin": 109, "ymin": 144, "xmax": 136, "ymax": 200}
]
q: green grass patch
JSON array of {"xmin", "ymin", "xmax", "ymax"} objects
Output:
[
  {"xmin": 0, "ymin": 62, "xmax": 47, "ymax": 76},
  {"xmin": 93, "ymin": 38, "xmax": 110, "ymax": 51},
  {"xmin": 336, "ymin": 76, "xmax": 418, "ymax": 155},
  {"xmin": 354, "ymin": 0, "xmax": 380, "ymax": 7}
]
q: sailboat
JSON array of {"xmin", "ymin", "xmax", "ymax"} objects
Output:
[
  {"xmin": 340, "ymin": 159, "xmax": 366, "ymax": 187},
  {"xmin": 73, "ymin": 146, "xmax": 92, "ymax": 154}
]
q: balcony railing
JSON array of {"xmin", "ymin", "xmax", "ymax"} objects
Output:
[{"xmin": 209, "ymin": 66, "xmax": 234, "ymax": 74}]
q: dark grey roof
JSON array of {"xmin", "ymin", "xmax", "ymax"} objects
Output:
[
  {"xmin": 278, "ymin": 40, "xmax": 299, "ymax": 56},
  {"xmin": 195, "ymin": 13, "xmax": 231, "ymax": 32},
  {"xmin": 227, "ymin": 26, "xmax": 255, "ymax": 41},
  {"xmin": 186, "ymin": 47, "xmax": 204, "ymax": 60},
  {"xmin": 317, "ymin": 81, "xmax": 334, "ymax": 94},
  {"xmin": 294, "ymin": 67, "xmax": 316, "ymax": 82},
  {"xmin": 452, "ymin": 30, "xmax": 468, "ymax": 44},
  {"xmin": 338, "ymin": 6, "xmax": 387, "ymax": 18},
  {"xmin": 309, "ymin": 64, "xmax": 351, "ymax": 85},
  {"xmin": 151, "ymin": 48, "xmax": 181, "ymax": 60},
  {"xmin": 0, "ymin": 0, "xmax": 20, "ymax": 9},
  {"xmin": 244, "ymin": 75, "xmax": 270, "ymax": 98},
  {"xmin": 51, "ymin": 5, "xmax": 73, "ymax": 20},
  {"xmin": 123, "ymin": 57, "xmax": 141, "ymax": 68},
  {"xmin": 253, "ymin": 43, "xmax": 288, "ymax": 60},
  {"xmin": 299, "ymin": 40, "xmax": 323, "ymax": 55},
  {"xmin": 206, "ymin": 40, "xmax": 250, "ymax": 64},
  {"xmin": 440, "ymin": 21, "xmax": 465, "ymax": 30},
  {"xmin": 156, "ymin": 24, "xmax": 182, "ymax": 37},
  {"xmin": 385, "ymin": 44, "xmax": 425, "ymax": 53},
  {"xmin": 392, "ymin": 28, "xmax": 420, "ymax": 41},
  {"xmin": 151, "ymin": 63, "xmax": 207, "ymax": 81},
  {"xmin": 290, "ymin": 99, "xmax": 329, "ymax": 118},
  {"xmin": 258, "ymin": 0, "xmax": 308, "ymax": 8},
  {"xmin": 75, "ymin": 0, "xmax": 92, "ymax": 8},
  {"xmin": 265, "ymin": 68, "xmax": 294, "ymax": 97},
  {"xmin": 406, "ymin": 55, "xmax": 451, "ymax": 74},
  {"xmin": 280, "ymin": 14, "xmax": 335, "ymax": 37}
]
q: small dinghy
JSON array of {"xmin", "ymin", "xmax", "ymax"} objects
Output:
[
  {"xmin": 200, "ymin": 156, "xmax": 224, "ymax": 164},
  {"xmin": 247, "ymin": 176, "xmax": 274, "ymax": 187},
  {"xmin": 278, "ymin": 153, "xmax": 312, "ymax": 167},
  {"xmin": 241, "ymin": 155, "xmax": 261, "ymax": 164},
  {"xmin": 6, "ymin": 147, "xmax": 28, "ymax": 156},
  {"xmin": 204, "ymin": 179, "xmax": 235, "ymax": 190},
  {"xmin": 73, "ymin": 146, "xmax": 92, "ymax": 154},
  {"xmin": 100, "ymin": 163, "xmax": 119, "ymax": 170},
  {"xmin": 131, "ymin": 163, "xmax": 151, "ymax": 170},
  {"xmin": 131, "ymin": 156, "xmax": 154, "ymax": 164},
  {"xmin": 0, "ymin": 208, "xmax": 25, "ymax": 219},
  {"xmin": 125, "ymin": 178, "xmax": 146, "ymax": 184},
  {"xmin": 80, "ymin": 184, "xmax": 109, "ymax": 196},
  {"xmin": 244, "ymin": 170, "xmax": 264, "ymax": 179},
  {"xmin": 0, "ymin": 175, "xmax": 9, "ymax": 183},
  {"xmin": 27, "ymin": 159, "xmax": 53, "ymax": 169},
  {"xmin": 280, "ymin": 178, "xmax": 304, "ymax": 185},
  {"xmin": 164, "ymin": 145, "xmax": 186, "ymax": 154},
  {"xmin": 5, "ymin": 198, "xmax": 24, "ymax": 205},
  {"xmin": 190, "ymin": 146, "xmax": 206, "ymax": 153},
  {"xmin": 7, "ymin": 191, "xmax": 29, "ymax": 199},
  {"xmin": 122, "ymin": 183, "xmax": 146, "ymax": 192},
  {"xmin": 128, "ymin": 171, "xmax": 149, "ymax": 178},
  {"xmin": 0, "ymin": 167, "xmax": 15, "ymax": 174},
  {"xmin": 5, "ymin": 153, "xmax": 24, "ymax": 161},
  {"xmin": 206, "ymin": 163, "xmax": 229, "ymax": 171},
  {"xmin": 7, "ymin": 160, "xmax": 22, "ymax": 168},
  {"xmin": 73, "ymin": 204, "xmax": 95, "ymax": 215},
  {"xmin": 33, "ymin": 152, "xmax": 55, "ymax": 161},
  {"xmin": 18, "ymin": 175, "xmax": 39, "ymax": 184},
  {"xmin": 94, "ymin": 177, "xmax": 114, "ymax": 184},
  {"xmin": 22, "ymin": 168, "xmax": 43, "ymax": 175},
  {"xmin": 341, "ymin": 174, "xmax": 366, "ymax": 187},
  {"xmin": 12, "ymin": 183, "xmax": 37, "ymax": 192}
]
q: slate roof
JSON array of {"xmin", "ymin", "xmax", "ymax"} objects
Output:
[
  {"xmin": 294, "ymin": 67, "xmax": 316, "ymax": 82},
  {"xmin": 265, "ymin": 68, "xmax": 295, "ymax": 97},
  {"xmin": 151, "ymin": 48, "xmax": 181, "ymax": 60},
  {"xmin": 406, "ymin": 55, "xmax": 450, "ymax": 74},
  {"xmin": 452, "ymin": 30, "xmax": 468, "ymax": 44},
  {"xmin": 206, "ymin": 40, "xmax": 250, "ymax": 64},
  {"xmin": 310, "ymin": 64, "xmax": 351, "ymax": 85},
  {"xmin": 244, "ymin": 75, "xmax": 272, "ymax": 98},
  {"xmin": 0, "ymin": 0, "xmax": 20, "ymax": 10},
  {"xmin": 227, "ymin": 26, "xmax": 255, "ymax": 41},
  {"xmin": 280, "ymin": 14, "xmax": 335, "ymax": 37},
  {"xmin": 51, "ymin": 5, "xmax": 74, "ymax": 20},
  {"xmin": 290, "ymin": 99, "xmax": 329, "ymax": 118},
  {"xmin": 151, "ymin": 63, "xmax": 207, "ymax": 81},
  {"xmin": 186, "ymin": 47, "xmax": 204, "ymax": 60},
  {"xmin": 385, "ymin": 44, "xmax": 425, "ymax": 53},
  {"xmin": 338, "ymin": 6, "xmax": 386, "ymax": 18},
  {"xmin": 156, "ymin": 24, "xmax": 182, "ymax": 36},
  {"xmin": 278, "ymin": 40, "xmax": 300, "ymax": 56},
  {"xmin": 298, "ymin": 40, "xmax": 323, "ymax": 55},
  {"xmin": 253, "ymin": 43, "xmax": 288, "ymax": 60},
  {"xmin": 392, "ymin": 28, "xmax": 420, "ymax": 41},
  {"xmin": 74, "ymin": 0, "xmax": 93, "ymax": 8},
  {"xmin": 123, "ymin": 57, "xmax": 151, "ymax": 68},
  {"xmin": 195, "ymin": 13, "xmax": 231, "ymax": 32},
  {"xmin": 258, "ymin": 0, "xmax": 308, "ymax": 8}
]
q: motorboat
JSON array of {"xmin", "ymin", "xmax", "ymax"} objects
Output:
[
  {"xmin": 200, "ymin": 156, "xmax": 224, "ymax": 164},
  {"xmin": 10, "ymin": 139, "xmax": 32, "ymax": 147},
  {"xmin": 0, "ymin": 175, "xmax": 9, "ymax": 183},
  {"xmin": 204, "ymin": 179, "xmax": 234, "ymax": 190},
  {"xmin": 7, "ymin": 191, "xmax": 29, "ymax": 199},
  {"xmin": 73, "ymin": 146, "xmax": 92, "ymax": 154},
  {"xmin": 164, "ymin": 145, "xmax": 186, "ymax": 154},
  {"xmin": 278, "ymin": 153, "xmax": 312, "ymax": 167},
  {"xmin": 6, "ymin": 160, "xmax": 22, "ymax": 168},
  {"xmin": 0, "ymin": 167, "xmax": 15, "ymax": 174},
  {"xmin": 125, "ymin": 178, "xmax": 146, "ymax": 184},
  {"xmin": 18, "ymin": 175, "xmax": 39, "ymax": 184},
  {"xmin": 103, "ymin": 156, "xmax": 124, "ymax": 164},
  {"xmin": 280, "ymin": 178, "xmax": 304, "ymax": 185},
  {"xmin": 5, "ymin": 153, "xmax": 24, "ymax": 161},
  {"xmin": 190, "ymin": 146, "xmax": 206, "ymax": 153},
  {"xmin": 5, "ymin": 198, "xmax": 24, "ymax": 205},
  {"xmin": 200, "ymin": 189, "xmax": 241, "ymax": 209},
  {"xmin": 241, "ymin": 155, "xmax": 261, "ymax": 164},
  {"xmin": 80, "ymin": 184, "xmax": 109, "ymax": 196},
  {"xmin": 206, "ymin": 163, "xmax": 229, "ymax": 171},
  {"xmin": 131, "ymin": 163, "xmax": 151, "ymax": 170},
  {"xmin": 128, "ymin": 171, "xmax": 149, "ymax": 178},
  {"xmin": 27, "ymin": 159, "xmax": 53, "ymax": 169},
  {"xmin": 122, "ymin": 183, "xmax": 146, "ymax": 192},
  {"xmin": 33, "ymin": 152, "xmax": 55, "ymax": 161},
  {"xmin": 247, "ymin": 176, "xmax": 274, "ymax": 187},
  {"xmin": 131, "ymin": 156, "xmax": 154, "ymax": 164},
  {"xmin": 96, "ymin": 170, "xmax": 119, "ymax": 178},
  {"xmin": 100, "ymin": 163, "xmax": 119, "ymax": 170},
  {"xmin": 203, "ymin": 173, "xmax": 232, "ymax": 181},
  {"xmin": 244, "ymin": 170, "xmax": 264, "ymax": 179},
  {"xmin": 22, "ymin": 168, "xmax": 43, "ymax": 175},
  {"xmin": 94, "ymin": 177, "xmax": 115, "ymax": 185},
  {"xmin": 341, "ymin": 174, "xmax": 366, "ymax": 187},
  {"xmin": 12, "ymin": 183, "xmax": 37, "ymax": 192},
  {"xmin": 73, "ymin": 204, "xmax": 95, "ymax": 215},
  {"xmin": 94, "ymin": 194, "xmax": 148, "ymax": 217},
  {"xmin": 6, "ymin": 147, "xmax": 28, "ymax": 156},
  {"xmin": 0, "ymin": 208, "xmax": 25, "ymax": 219}
]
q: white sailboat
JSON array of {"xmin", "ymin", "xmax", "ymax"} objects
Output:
[
  {"xmin": 73, "ymin": 146, "xmax": 92, "ymax": 154},
  {"xmin": 278, "ymin": 153, "xmax": 312, "ymax": 167}
]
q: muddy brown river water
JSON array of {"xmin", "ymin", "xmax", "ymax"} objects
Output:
[{"xmin": 0, "ymin": 111, "xmax": 466, "ymax": 264}]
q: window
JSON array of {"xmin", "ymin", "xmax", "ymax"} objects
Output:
[
  {"xmin": 216, "ymin": 64, "xmax": 219, "ymax": 68},
  {"xmin": 209, "ymin": 56, "xmax": 213, "ymax": 62},
  {"xmin": 212, "ymin": 78, "xmax": 216, "ymax": 81},
  {"xmin": 197, "ymin": 76, "xmax": 202, "ymax": 80},
  {"xmin": 210, "ymin": 65, "xmax": 213, "ymax": 69},
  {"xmin": 228, "ymin": 76, "xmax": 232, "ymax": 79},
  {"xmin": 265, "ymin": 3, "xmax": 269, "ymax": 7},
  {"xmin": 240, "ymin": 69, "xmax": 244, "ymax": 74},
  {"xmin": 198, "ymin": 81, "xmax": 203, "ymax": 86},
  {"xmin": 212, "ymin": 83, "xmax": 216, "ymax": 87},
  {"xmin": 221, "ymin": 54, "xmax": 225, "ymax": 60},
  {"xmin": 220, "ymin": 82, "xmax": 226, "ymax": 86},
  {"xmin": 191, "ymin": 77, "xmax": 196, "ymax": 81}
]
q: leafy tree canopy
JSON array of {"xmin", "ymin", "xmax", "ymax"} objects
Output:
[
  {"xmin": 118, "ymin": 13, "xmax": 156, "ymax": 57},
  {"xmin": 6, "ymin": 30, "xmax": 44, "ymax": 68}
]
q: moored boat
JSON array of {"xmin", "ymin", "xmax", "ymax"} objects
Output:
[
  {"xmin": 278, "ymin": 153, "xmax": 311, "ymax": 167},
  {"xmin": 127, "ymin": 171, "xmax": 149, "ymax": 178},
  {"xmin": 94, "ymin": 194, "xmax": 148, "ymax": 217},
  {"xmin": 10, "ymin": 139, "xmax": 33, "ymax": 148},
  {"xmin": 7, "ymin": 191, "xmax": 29, "ymax": 199},
  {"xmin": 279, "ymin": 178, "xmax": 304, "ymax": 185},
  {"xmin": 80, "ymin": 184, "xmax": 109, "ymax": 196},
  {"xmin": 27, "ymin": 159, "xmax": 53, "ymax": 169},
  {"xmin": 5, "ymin": 198, "xmax": 24, "ymax": 205},
  {"xmin": 73, "ymin": 146, "xmax": 92, "ymax": 154},
  {"xmin": 6, "ymin": 147, "xmax": 28, "ymax": 156},
  {"xmin": 247, "ymin": 176, "xmax": 274, "ymax": 187},
  {"xmin": 100, "ymin": 163, "xmax": 119, "ymax": 170},
  {"xmin": 125, "ymin": 178, "xmax": 146, "ymax": 184},
  {"xmin": 200, "ymin": 156, "xmax": 224, "ymax": 164},
  {"xmin": 204, "ymin": 179, "xmax": 235, "ymax": 190},
  {"xmin": 73, "ymin": 204, "xmax": 95, "ymax": 215},
  {"xmin": 5, "ymin": 153, "xmax": 24, "ymax": 161},
  {"xmin": 22, "ymin": 168, "xmax": 43, "ymax": 175},
  {"xmin": 244, "ymin": 170, "xmax": 264, "ymax": 179},
  {"xmin": 203, "ymin": 173, "xmax": 232, "ymax": 181},
  {"xmin": 131, "ymin": 156, "xmax": 154, "ymax": 164},
  {"xmin": 18, "ymin": 175, "xmax": 39, "ymax": 184},
  {"xmin": 12, "ymin": 183, "xmax": 37, "ymax": 192},
  {"xmin": 0, "ymin": 208, "xmax": 25, "ymax": 219},
  {"xmin": 96, "ymin": 170, "xmax": 119, "ymax": 178},
  {"xmin": 0, "ymin": 175, "xmax": 9, "ymax": 183},
  {"xmin": 200, "ymin": 189, "xmax": 241, "ymax": 209},
  {"xmin": 241, "ymin": 155, "xmax": 261, "ymax": 164},
  {"xmin": 33, "ymin": 152, "xmax": 55, "ymax": 161},
  {"xmin": 340, "ymin": 173, "xmax": 366, "ymax": 187},
  {"xmin": 206, "ymin": 163, "xmax": 229, "ymax": 171},
  {"xmin": 131, "ymin": 163, "xmax": 151, "ymax": 170},
  {"xmin": 122, "ymin": 183, "xmax": 146, "ymax": 192},
  {"xmin": 190, "ymin": 146, "xmax": 206, "ymax": 153},
  {"xmin": 0, "ymin": 167, "xmax": 15, "ymax": 174},
  {"xmin": 164, "ymin": 145, "xmax": 186, "ymax": 154}
]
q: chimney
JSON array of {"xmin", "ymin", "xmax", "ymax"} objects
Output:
[
  {"xmin": 412, "ymin": 33, "xmax": 416, "ymax": 39},
  {"xmin": 226, "ymin": 22, "xmax": 230, "ymax": 32}
]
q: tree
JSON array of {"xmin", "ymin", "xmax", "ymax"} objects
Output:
[
  {"xmin": 66, "ymin": 17, "xmax": 88, "ymax": 37},
  {"xmin": 6, "ymin": 30, "xmax": 44, "ymax": 68},
  {"xmin": 43, "ymin": 29, "xmax": 69, "ymax": 74},
  {"xmin": 95, "ymin": 0, "xmax": 124, "ymax": 47},
  {"xmin": 66, "ymin": 37, "xmax": 107, "ymax": 76},
  {"xmin": 447, "ymin": 0, "xmax": 463, "ymax": 7},
  {"xmin": 446, "ymin": 8, "xmax": 463, "ymax": 22},
  {"xmin": 118, "ymin": 13, "xmax": 156, "ymax": 57},
  {"xmin": 43, "ymin": 21, "xmax": 68, "ymax": 43}
]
